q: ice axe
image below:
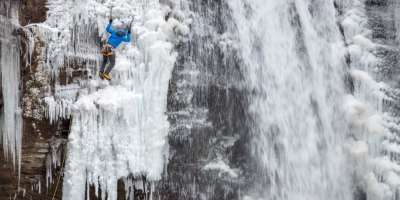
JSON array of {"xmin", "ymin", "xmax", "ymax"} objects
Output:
[
  {"xmin": 127, "ymin": 17, "xmax": 134, "ymax": 33},
  {"xmin": 109, "ymin": 6, "xmax": 114, "ymax": 23},
  {"xmin": 128, "ymin": 17, "xmax": 134, "ymax": 30}
]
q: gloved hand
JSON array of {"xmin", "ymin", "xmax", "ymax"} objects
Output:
[
  {"xmin": 128, "ymin": 29, "xmax": 131, "ymax": 34},
  {"xmin": 109, "ymin": 18, "xmax": 113, "ymax": 23}
]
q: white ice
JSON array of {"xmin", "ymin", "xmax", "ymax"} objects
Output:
[
  {"xmin": 34, "ymin": 0, "xmax": 187, "ymax": 199},
  {"xmin": 0, "ymin": 14, "xmax": 23, "ymax": 180},
  {"xmin": 340, "ymin": 0, "xmax": 400, "ymax": 198}
]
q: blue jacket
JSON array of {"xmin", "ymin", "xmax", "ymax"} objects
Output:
[{"xmin": 106, "ymin": 23, "xmax": 131, "ymax": 48}]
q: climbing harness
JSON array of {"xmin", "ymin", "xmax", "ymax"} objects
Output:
[{"xmin": 101, "ymin": 44, "xmax": 114, "ymax": 57}]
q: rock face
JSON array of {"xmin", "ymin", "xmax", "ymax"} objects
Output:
[
  {"xmin": 19, "ymin": 0, "xmax": 48, "ymax": 26},
  {"xmin": 156, "ymin": 1, "xmax": 251, "ymax": 199}
]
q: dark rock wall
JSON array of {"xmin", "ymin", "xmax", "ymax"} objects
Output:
[
  {"xmin": 19, "ymin": 0, "xmax": 48, "ymax": 26},
  {"xmin": 156, "ymin": 1, "xmax": 253, "ymax": 199},
  {"xmin": 19, "ymin": 28, "xmax": 69, "ymax": 200}
]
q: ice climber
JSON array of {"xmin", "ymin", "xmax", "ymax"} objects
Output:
[{"xmin": 100, "ymin": 16, "xmax": 132, "ymax": 81}]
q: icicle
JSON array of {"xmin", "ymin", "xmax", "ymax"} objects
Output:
[
  {"xmin": 38, "ymin": 180, "xmax": 41, "ymax": 194},
  {"xmin": 0, "ymin": 15, "xmax": 23, "ymax": 178},
  {"xmin": 46, "ymin": 155, "xmax": 53, "ymax": 188}
]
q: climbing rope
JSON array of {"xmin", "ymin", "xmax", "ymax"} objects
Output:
[{"xmin": 51, "ymin": 149, "xmax": 66, "ymax": 200}]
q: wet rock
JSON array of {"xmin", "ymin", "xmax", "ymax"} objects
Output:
[
  {"xmin": 19, "ymin": 0, "xmax": 48, "ymax": 26},
  {"xmin": 155, "ymin": 1, "xmax": 251, "ymax": 199}
]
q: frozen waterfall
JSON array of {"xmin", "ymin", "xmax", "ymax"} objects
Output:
[{"xmin": 34, "ymin": 0, "xmax": 186, "ymax": 199}]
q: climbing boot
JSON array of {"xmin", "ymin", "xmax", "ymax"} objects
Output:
[
  {"xmin": 102, "ymin": 72, "xmax": 111, "ymax": 81},
  {"xmin": 99, "ymin": 72, "xmax": 105, "ymax": 80}
]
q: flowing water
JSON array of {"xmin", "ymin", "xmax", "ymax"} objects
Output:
[{"xmin": 226, "ymin": 1, "xmax": 352, "ymax": 199}]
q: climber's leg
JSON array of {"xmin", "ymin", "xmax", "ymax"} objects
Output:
[
  {"xmin": 105, "ymin": 53, "xmax": 116, "ymax": 74},
  {"xmin": 102, "ymin": 53, "xmax": 114, "ymax": 81},
  {"xmin": 100, "ymin": 56, "xmax": 108, "ymax": 73},
  {"xmin": 99, "ymin": 56, "xmax": 109, "ymax": 79}
]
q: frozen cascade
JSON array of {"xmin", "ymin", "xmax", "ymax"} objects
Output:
[
  {"xmin": 227, "ymin": 1, "xmax": 352, "ymax": 199},
  {"xmin": 32, "ymin": 0, "xmax": 187, "ymax": 199},
  {"xmin": 0, "ymin": 14, "xmax": 23, "ymax": 175},
  {"xmin": 62, "ymin": 5, "xmax": 180, "ymax": 200}
]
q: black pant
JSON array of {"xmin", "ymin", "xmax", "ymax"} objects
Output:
[{"xmin": 100, "ymin": 54, "xmax": 116, "ymax": 73}]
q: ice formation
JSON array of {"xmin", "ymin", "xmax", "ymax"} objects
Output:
[
  {"xmin": 0, "ymin": 14, "xmax": 23, "ymax": 177},
  {"xmin": 28, "ymin": 0, "xmax": 188, "ymax": 199},
  {"xmin": 340, "ymin": 0, "xmax": 400, "ymax": 199}
]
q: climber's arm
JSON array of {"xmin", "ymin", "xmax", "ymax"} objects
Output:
[
  {"xmin": 106, "ymin": 21, "xmax": 114, "ymax": 34},
  {"xmin": 106, "ymin": 6, "xmax": 114, "ymax": 34}
]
